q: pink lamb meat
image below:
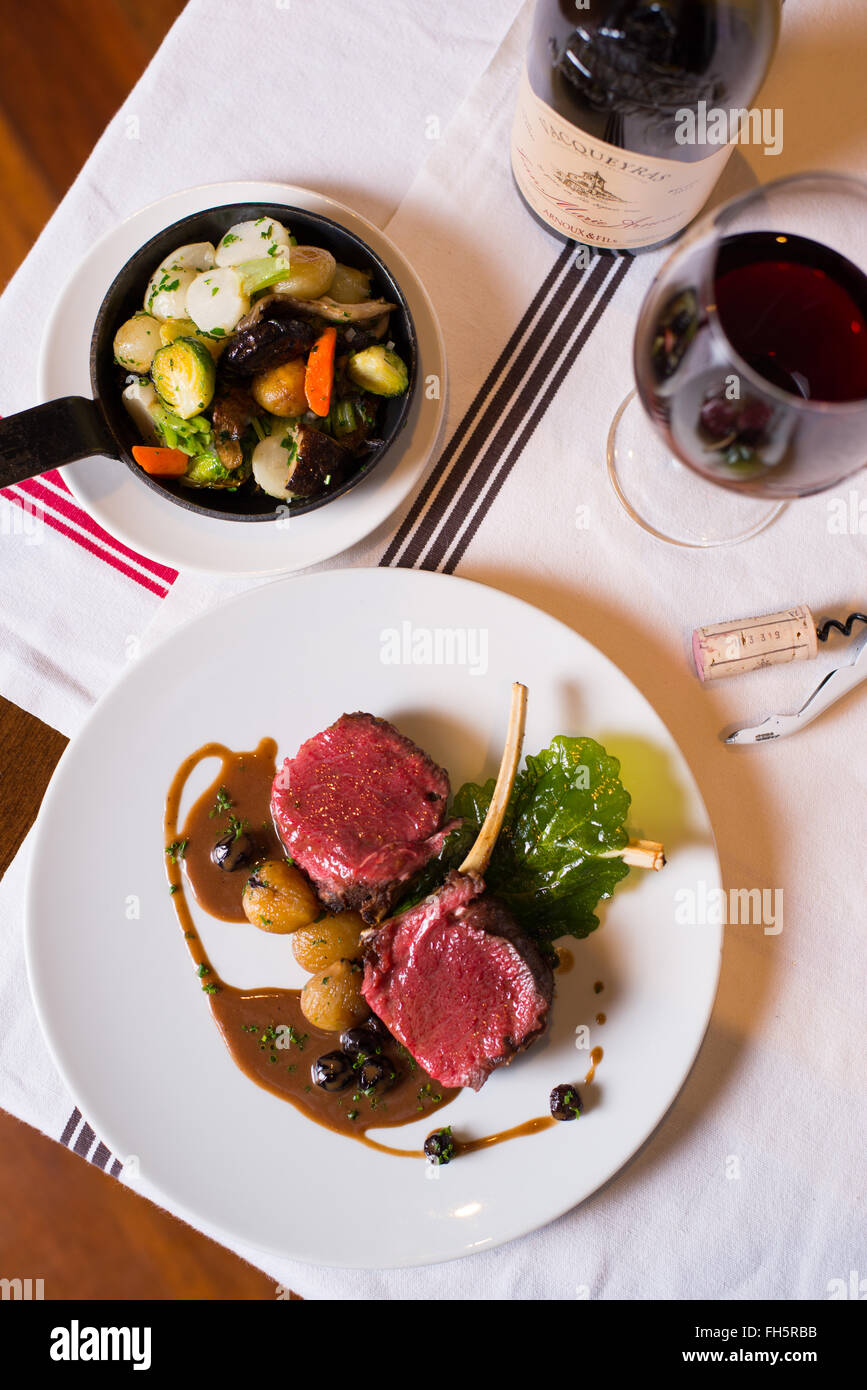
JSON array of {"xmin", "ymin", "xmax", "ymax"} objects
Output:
[
  {"xmin": 362, "ymin": 871, "xmax": 554, "ymax": 1090},
  {"xmin": 271, "ymin": 712, "xmax": 458, "ymax": 922}
]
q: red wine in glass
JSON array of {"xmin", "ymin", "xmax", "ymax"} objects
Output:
[
  {"xmin": 715, "ymin": 232, "xmax": 867, "ymax": 403},
  {"xmin": 636, "ymin": 225, "xmax": 867, "ymax": 498}
]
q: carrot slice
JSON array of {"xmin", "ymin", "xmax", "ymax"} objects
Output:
[
  {"xmin": 132, "ymin": 445, "xmax": 189, "ymax": 477},
  {"xmin": 304, "ymin": 326, "xmax": 337, "ymax": 417}
]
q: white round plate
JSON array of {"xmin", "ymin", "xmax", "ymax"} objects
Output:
[
  {"xmin": 26, "ymin": 569, "xmax": 722, "ymax": 1268},
  {"xmin": 38, "ymin": 181, "xmax": 447, "ymax": 576}
]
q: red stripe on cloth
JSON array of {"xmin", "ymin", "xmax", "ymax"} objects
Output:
[
  {"xmin": 19, "ymin": 477, "xmax": 178, "ymax": 588},
  {"xmin": 33, "ymin": 470, "xmax": 178, "ymax": 585},
  {"xmin": 44, "ymin": 469, "xmax": 72, "ymax": 491},
  {"xmin": 3, "ymin": 490, "xmax": 170, "ymax": 599}
]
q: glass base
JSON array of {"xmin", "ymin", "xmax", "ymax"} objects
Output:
[{"xmin": 607, "ymin": 391, "xmax": 786, "ymax": 547}]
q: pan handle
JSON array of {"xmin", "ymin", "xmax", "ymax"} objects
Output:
[{"xmin": 0, "ymin": 397, "xmax": 119, "ymax": 489}]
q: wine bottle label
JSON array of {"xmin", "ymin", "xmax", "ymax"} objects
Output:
[{"xmin": 511, "ymin": 67, "xmax": 733, "ymax": 250}]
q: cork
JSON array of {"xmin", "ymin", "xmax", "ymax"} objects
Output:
[{"xmin": 692, "ymin": 606, "xmax": 817, "ymax": 682}]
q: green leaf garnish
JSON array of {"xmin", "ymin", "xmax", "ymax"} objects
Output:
[{"xmin": 453, "ymin": 737, "xmax": 630, "ymax": 943}]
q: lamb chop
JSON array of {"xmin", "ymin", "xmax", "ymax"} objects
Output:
[
  {"xmin": 361, "ymin": 683, "xmax": 559, "ymax": 1090},
  {"xmin": 270, "ymin": 712, "xmax": 459, "ymax": 922}
]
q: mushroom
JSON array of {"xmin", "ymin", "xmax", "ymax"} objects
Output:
[
  {"xmin": 220, "ymin": 315, "xmax": 316, "ymax": 375},
  {"xmin": 252, "ymin": 424, "xmax": 352, "ymax": 502},
  {"xmin": 211, "ymin": 382, "xmax": 261, "ymax": 470},
  {"xmin": 287, "ymin": 426, "xmax": 352, "ymax": 496},
  {"xmin": 238, "ymin": 292, "xmax": 396, "ymax": 327},
  {"xmin": 274, "ymin": 293, "xmax": 397, "ymax": 323}
]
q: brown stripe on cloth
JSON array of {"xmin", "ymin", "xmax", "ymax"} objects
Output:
[
  {"xmin": 381, "ymin": 247, "xmax": 632, "ymax": 571},
  {"xmin": 59, "ymin": 1107, "xmax": 82, "ymax": 1146},
  {"xmin": 91, "ymin": 1142, "xmax": 112, "ymax": 1170},
  {"xmin": 72, "ymin": 1120, "xmax": 97, "ymax": 1158},
  {"xmin": 438, "ymin": 254, "xmax": 633, "ymax": 574},
  {"xmin": 60, "ymin": 1105, "xmax": 123, "ymax": 1175},
  {"xmin": 380, "ymin": 241, "xmax": 578, "ymax": 567}
]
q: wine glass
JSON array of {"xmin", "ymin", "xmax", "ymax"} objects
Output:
[{"xmin": 607, "ymin": 172, "xmax": 867, "ymax": 546}]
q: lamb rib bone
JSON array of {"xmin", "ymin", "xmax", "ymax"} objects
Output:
[{"xmin": 459, "ymin": 681, "xmax": 528, "ymax": 877}]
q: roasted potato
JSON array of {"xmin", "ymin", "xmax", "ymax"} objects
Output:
[
  {"xmin": 242, "ymin": 859, "xmax": 319, "ymax": 934},
  {"xmin": 292, "ymin": 911, "xmax": 365, "ymax": 972},
  {"xmin": 300, "ymin": 958, "xmax": 369, "ymax": 1032},
  {"xmin": 251, "ymin": 359, "xmax": 307, "ymax": 417}
]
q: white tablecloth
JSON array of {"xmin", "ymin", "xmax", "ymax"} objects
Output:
[{"xmin": 0, "ymin": 0, "xmax": 865, "ymax": 1299}]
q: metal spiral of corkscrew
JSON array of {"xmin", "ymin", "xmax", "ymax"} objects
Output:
[{"xmin": 816, "ymin": 613, "xmax": 867, "ymax": 642}]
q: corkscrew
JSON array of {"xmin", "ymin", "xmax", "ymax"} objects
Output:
[{"xmin": 690, "ymin": 606, "xmax": 867, "ymax": 744}]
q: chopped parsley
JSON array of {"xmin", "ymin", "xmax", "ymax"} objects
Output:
[
  {"xmin": 397, "ymin": 1044, "xmax": 418, "ymax": 1074},
  {"xmin": 209, "ymin": 786, "xmax": 233, "ymax": 817},
  {"xmin": 165, "ymin": 838, "xmax": 188, "ymax": 863},
  {"xmin": 416, "ymin": 1081, "xmax": 443, "ymax": 1111}
]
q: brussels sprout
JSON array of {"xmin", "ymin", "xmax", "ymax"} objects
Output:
[
  {"xmin": 181, "ymin": 449, "xmax": 247, "ymax": 490},
  {"xmin": 122, "ymin": 376, "xmax": 215, "ymax": 455},
  {"xmin": 144, "ymin": 264, "xmax": 197, "ymax": 321},
  {"xmin": 159, "ymin": 317, "xmax": 224, "ymax": 360},
  {"xmin": 151, "ymin": 338, "xmax": 216, "ymax": 420},
  {"xmin": 215, "ymin": 218, "xmax": 291, "ymax": 267},
  {"xmin": 347, "ymin": 344, "xmax": 409, "ymax": 397},
  {"xmin": 113, "ymin": 312, "xmax": 160, "ymax": 373},
  {"xmin": 153, "ymin": 409, "xmax": 213, "ymax": 454}
]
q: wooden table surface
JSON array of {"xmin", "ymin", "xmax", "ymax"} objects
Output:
[{"xmin": 0, "ymin": 0, "xmax": 278, "ymax": 1300}]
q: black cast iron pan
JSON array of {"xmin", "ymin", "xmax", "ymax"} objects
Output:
[{"xmin": 0, "ymin": 202, "xmax": 417, "ymax": 522}]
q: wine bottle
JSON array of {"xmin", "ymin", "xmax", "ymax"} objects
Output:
[{"xmin": 511, "ymin": 0, "xmax": 782, "ymax": 251}]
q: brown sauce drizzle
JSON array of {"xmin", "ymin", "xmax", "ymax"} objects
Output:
[
  {"xmin": 164, "ymin": 740, "xmax": 590, "ymax": 1159},
  {"xmin": 178, "ymin": 738, "xmax": 282, "ymax": 921},
  {"xmin": 348, "ymin": 1115, "xmax": 556, "ymax": 1160},
  {"xmin": 593, "ymin": 980, "xmax": 604, "ymax": 994},
  {"xmin": 164, "ymin": 741, "xmax": 456, "ymax": 1148},
  {"xmin": 454, "ymin": 1115, "xmax": 556, "ymax": 1155},
  {"xmin": 556, "ymin": 947, "xmax": 574, "ymax": 974},
  {"xmin": 584, "ymin": 1046, "xmax": 604, "ymax": 1084},
  {"xmin": 595, "ymin": 1012, "xmax": 606, "ymax": 1026}
]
